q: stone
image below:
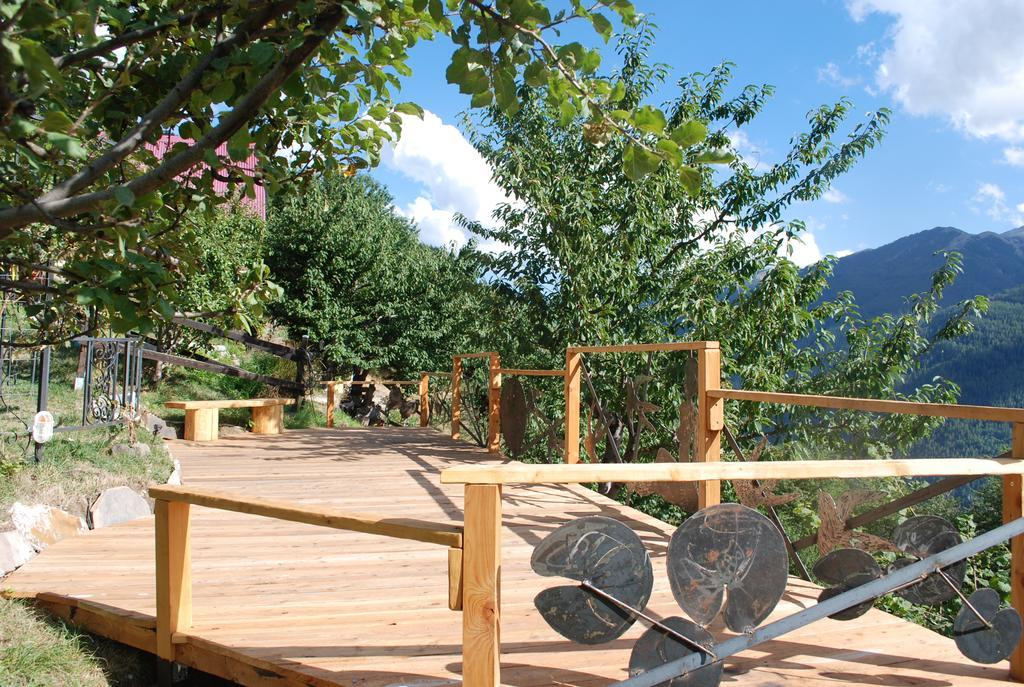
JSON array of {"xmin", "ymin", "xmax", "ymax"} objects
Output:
[
  {"xmin": 89, "ymin": 487, "xmax": 152, "ymax": 529},
  {"xmin": 157, "ymin": 424, "xmax": 178, "ymax": 440},
  {"xmin": 143, "ymin": 411, "xmax": 167, "ymax": 435},
  {"xmin": 167, "ymin": 459, "xmax": 182, "ymax": 486},
  {"xmin": 219, "ymin": 425, "xmax": 247, "ymax": 437},
  {"xmin": 0, "ymin": 530, "xmax": 34, "ymax": 574},
  {"xmin": 111, "ymin": 442, "xmax": 152, "ymax": 458},
  {"xmin": 10, "ymin": 503, "xmax": 87, "ymax": 550}
]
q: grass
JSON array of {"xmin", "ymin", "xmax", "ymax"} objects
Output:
[
  {"xmin": 0, "ymin": 598, "xmax": 155, "ymax": 687},
  {"xmin": 0, "ymin": 428, "xmax": 173, "ymax": 530}
]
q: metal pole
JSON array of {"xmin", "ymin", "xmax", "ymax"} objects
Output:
[{"xmin": 611, "ymin": 516, "xmax": 1024, "ymax": 687}]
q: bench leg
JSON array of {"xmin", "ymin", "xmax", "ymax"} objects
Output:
[
  {"xmin": 252, "ymin": 405, "xmax": 284, "ymax": 435},
  {"xmin": 183, "ymin": 408, "xmax": 218, "ymax": 441}
]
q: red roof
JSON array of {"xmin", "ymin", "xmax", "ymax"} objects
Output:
[{"xmin": 145, "ymin": 134, "xmax": 266, "ymax": 219}]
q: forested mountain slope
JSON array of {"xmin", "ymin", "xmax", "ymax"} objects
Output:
[{"xmin": 821, "ymin": 227, "xmax": 1024, "ymax": 456}]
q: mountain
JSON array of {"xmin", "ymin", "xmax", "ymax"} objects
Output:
[
  {"xmin": 821, "ymin": 226, "xmax": 1024, "ymax": 320},
  {"xmin": 820, "ymin": 226, "xmax": 1024, "ymax": 457}
]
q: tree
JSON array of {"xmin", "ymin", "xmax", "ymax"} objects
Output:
[
  {"xmin": 461, "ymin": 24, "xmax": 988, "ymax": 461},
  {"xmin": 266, "ymin": 173, "xmax": 487, "ymax": 379},
  {"xmin": 148, "ymin": 205, "xmax": 279, "ymax": 380},
  {"xmin": 0, "ymin": 0, "xmax": 727, "ymax": 343}
]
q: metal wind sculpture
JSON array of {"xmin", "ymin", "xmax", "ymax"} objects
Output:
[{"xmin": 531, "ymin": 506, "xmax": 1024, "ymax": 687}]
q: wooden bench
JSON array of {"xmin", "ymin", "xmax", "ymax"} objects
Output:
[{"xmin": 163, "ymin": 398, "xmax": 296, "ymax": 441}]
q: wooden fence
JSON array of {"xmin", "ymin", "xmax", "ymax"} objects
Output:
[
  {"xmin": 438, "ymin": 340, "xmax": 1024, "ymax": 686},
  {"xmin": 150, "ymin": 340, "xmax": 1024, "ymax": 687}
]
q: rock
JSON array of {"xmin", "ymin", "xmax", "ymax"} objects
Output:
[
  {"xmin": 218, "ymin": 425, "xmax": 247, "ymax": 437},
  {"xmin": 111, "ymin": 442, "xmax": 152, "ymax": 458},
  {"xmin": 157, "ymin": 424, "xmax": 178, "ymax": 440},
  {"xmin": 167, "ymin": 459, "xmax": 182, "ymax": 486},
  {"xmin": 10, "ymin": 503, "xmax": 87, "ymax": 550},
  {"xmin": 89, "ymin": 487, "xmax": 152, "ymax": 529},
  {"xmin": 0, "ymin": 530, "xmax": 34, "ymax": 574},
  {"xmin": 143, "ymin": 411, "xmax": 168, "ymax": 435}
]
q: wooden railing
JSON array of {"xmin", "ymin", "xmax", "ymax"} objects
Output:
[
  {"xmin": 148, "ymin": 485, "xmax": 464, "ymax": 667},
  {"xmin": 439, "ymin": 339, "xmax": 1024, "ymax": 686}
]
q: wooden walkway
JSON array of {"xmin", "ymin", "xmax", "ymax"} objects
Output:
[{"xmin": 2, "ymin": 427, "xmax": 1014, "ymax": 686}]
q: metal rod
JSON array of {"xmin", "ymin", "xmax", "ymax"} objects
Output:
[
  {"xmin": 579, "ymin": 359, "xmax": 624, "ymax": 463},
  {"xmin": 722, "ymin": 425, "xmax": 810, "ymax": 581},
  {"xmin": 935, "ymin": 568, "xmax": 992, "ymax": 628},
  {"xmin": 579, "ymin": 581, "xmax": 716, "ymax": 659},
  {"xmin": 610, "ymin": 516, "xmax": 1024, "ymax": 687}
]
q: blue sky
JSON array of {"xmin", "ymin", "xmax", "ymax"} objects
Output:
[{"xmin": 373, "ymin": 0, "xmax": 1024, "ymax": 264}]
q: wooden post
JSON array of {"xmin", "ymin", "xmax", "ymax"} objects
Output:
[
  {"xmin": 463, "ymin": 484, "xmax": 502, "ymax": 687},
  {"xmin": 251, "ymin": 404, "xmax": 284, "ymax": 435},
  {"xmin": 452, "ymin": 357, "xmax": 462, "ymax": 440},
  {"xmin": 183, "ymin": 408, "xmax": 218, "ymax": 442},
  {"xmin": 564, "ymin": 349, "xmax": 582, "ymax": 464},
  {"xmin": 420, "ymin": 374, "xmax": 430, "ymax": 428},
  {"xmin": 326, "ymin": 382, "xmax": 335, "ymax": 428},
  {"xmin": 487, "ymin": 354, "xmax": 501, "ymax": 453},
  {"xmin": 1005, "ymin": 422, "xmax": 1024, "ymax": 681},
  {"xmin": 697, "ymin": 346, "xmax": 723, "ymax": 509},
  {"xmin": 155, "ymin": 500, "xmax": 191, "ymax": 663}
]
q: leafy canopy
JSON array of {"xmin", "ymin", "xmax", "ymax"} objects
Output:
[
  {"xmin": 461, "ymin": 25, "xmax": 988, "ymax": 459},
  {"xmin": 0, "ymin": 0, "xmax": 722, "ymax": 342},
  {"xmin": 266, "ymin": 173, "xmax": 486, "ymax": 377}
]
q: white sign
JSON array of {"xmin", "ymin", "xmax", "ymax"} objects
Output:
[{"xmin": 32, "ymin": 411, "xmax": 54, "ymax": 444}]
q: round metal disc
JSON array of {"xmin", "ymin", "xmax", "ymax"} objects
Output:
[
  {"xmin": 954, "ymin": 588, "xmax": 1023, "ymax": 664},
  {"xmin": 628, "ymin": 617, "xmax": 723, "ymax": 687},
  {"xmin": 813, "ymin": 548, "xmax": 882, "ymax": 621},
  {"xmin": 499, "ymin": 378, "xmax": 528, "ymax": 456},
  {"xmin": 667, "ymin": 504, "xmax": 788, "ymax": 633},
  {"xmin": 891, "ymin": 516, "xmax": 966, "ymax": 605},
  {"xmin": 532, "ymin": 516, "xmax": 654, "ymax": 644}
]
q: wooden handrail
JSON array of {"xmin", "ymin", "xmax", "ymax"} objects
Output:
[
  {"xmin": 708, "ymin": 388, "xmax": 1024, "ymax": 423},
  {"xmin": 495, "ymin": 368, "xmax": 565, "ymax": 376},
  {"xmin": 149, "ymin": 486, "xmax": 463, "ymax": 548},
  {"xmin": 567, "ymin": 341, "xmax": 718, "ymax": 354},
  {"xmin": 440, "ymin": 457, "xmax": 1024, "ymax": 485},
  {"xmin": 323, "ymin": 379, "xmax": 419, "ymax": 386}
]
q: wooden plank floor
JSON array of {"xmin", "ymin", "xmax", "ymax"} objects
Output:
[{"xmin": 2, "ymin": 427, "xmax": 1014, "ymax": 686}]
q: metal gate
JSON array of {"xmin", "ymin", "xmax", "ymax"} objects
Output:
[{"xmin": 76, "ymin": 337, "xmax": 144, "ymax": 428}]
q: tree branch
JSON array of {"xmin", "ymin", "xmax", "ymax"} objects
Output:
[
  {"xmin": 32, "ymin": 0, "xmax": 294, "ymax": 207},
  {"xmin": 0, "ymin": 1, "xmax": 343, "ymax": 237},
  {"xmin": 55, "ymin": 3, "xmax": 228, "ymax": 70}
]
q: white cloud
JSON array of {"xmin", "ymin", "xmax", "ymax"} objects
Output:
[
  {"xmin": 822, "ymin": 187, "xmax": 850, "ymax": 204},
  {"xmin": 847, "ymin": 0, "xmax": 1024, "ymax": 142},
  {"xmin": 835, "ymin": 249, "xmax": 854, "ymax": 258},
  {"xmin": 381, "ymin": 110, "xmax": 510, "ymax": 249},
  {"xmin": 818, "ymin": 62, "xmax": 860, "ymax": 88},
  {"xmin": 785, "ymin": 232, "xmax": 824, "ymax": 267},
  {"xmin": 972, "ymin": 182, "xmax": 1024, "ymax": 225},
  {"xmin": 1004, "ymin": 147, "xmax": 1024, "ymax": 167}
]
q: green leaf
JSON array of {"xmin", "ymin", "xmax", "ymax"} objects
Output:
[
  {"xmin": 524, "ymin": 61, "xmax": 547, "ymax": 88},
  {"xmin": 589, "ymin": 13, "xmax": 613, "ymax": 41},
  {"xmin": 338, "ymin": 100, "xmax": 359, "ymax": 120},
  {"xmin": 394, "ymin": 102, "xmax": 424, "ymax": 117},
  {"xmin": 677, "ymin": 164, "xmax": 701, "ymax": 196},
  {"xmin": 210, "ymin": 79, "xmax": 235, "ymax": 104},
  {"xmin": 622, "ymin": 143, "xmax": 661, "ymax": 180},
  {"xmin": 694, "ymin": 148, "xmax": 736, "ymax": 164},
  {"xmin": 669, "ymin": 120, "xmax": 708, "ymax": 148},
  {"xmin": 633, "ymin": 106, "xmax": 666, "ymax": 135},
  {"xmin": 40, "ymin": 109, "xmax": 74, "ymax": 133},
  {"xmin": 227, "ymin": 129, "xmax": 252, "ymax": 161},
  {"xmin": 113, "ymin": 186, "xmax": 135, "ymax": 208},
  {"xmin": 44, "ymin": 131, "xmax": 87, "ymax": 159}
]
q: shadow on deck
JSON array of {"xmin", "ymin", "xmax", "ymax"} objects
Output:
[{"xmin": 2, "ymin": 427, "xmax": 1013, "ymax": 686}]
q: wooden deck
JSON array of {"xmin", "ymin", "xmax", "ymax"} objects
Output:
[{"xmin": 2, "ymin": 427, "xmax": 1014, "ymax": 686}]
